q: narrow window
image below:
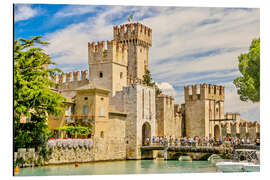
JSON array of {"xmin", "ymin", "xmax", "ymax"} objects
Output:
[
  {"xmin": 100, "ymin": 131, "xmax": 104, "ymax": 138},
  {"xmin": 120, "ymin": 72, "xmax": 123, "ymax": 79},
  {"xmin": 83, "ymin": 105, "xmax": 88, "ymax": 115},
  {"xmin": 99, "ymin": 72, "xmax": 103, "ymax": 78},
  {"xmin": 100, "ymin": 106, "xmax": 105, "ymax": 116}
]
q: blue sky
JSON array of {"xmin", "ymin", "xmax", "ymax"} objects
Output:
[{"xmin": 14, "ymin": 4, "xmax": 260, "ymax": 122}]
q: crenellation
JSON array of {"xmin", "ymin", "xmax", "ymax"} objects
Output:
[
  {"xmin": 192, "ymin": 84, "xmax": 198, "ymax": 100},
  {"xmin": 73, "ymin": 71, "xmax": 80, "ymax": 81},
  {"xmin": 88, "ymin": 40, "xmax": 127, "ymax": 66},
  {"xmin": 59, "ymin": 73, "xmax": 65, "ymax": 84},
  {"xmin": 81, "ymin": 70, "xmax": 88, "ymax": 80},
  {"xmin": 186, "ymin": 84, "xmax": 225, "ymax": 102},
  {"xmin": 113, "ymin": 23, "xmax": 152, "ymax": 46},
  {"xmin": 66, "ymin": 72, "xmax": 72, "ymax": 82}
]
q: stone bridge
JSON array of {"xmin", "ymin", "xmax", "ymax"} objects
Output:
[{"xmin": 140, "ymin": 145, "xmax": 258, "ymax": 160}]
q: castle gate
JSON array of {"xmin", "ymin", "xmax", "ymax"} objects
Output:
[
  {"xmin": 214, "ymin": 125, "xmax": 221, "ymax": 138},
  {"xmin": 142, "ymin": 122, "xmax": 151, "ymax": 146}
]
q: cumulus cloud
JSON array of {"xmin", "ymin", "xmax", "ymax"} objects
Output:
[
  {"xmin": 156, "ymin": 82, "xmax": 177, "ymax": 97},
  {"xmin": 43, "ymin": 5, "xmax": 259, "ymax": 122},
  {"xmin": 14, "ymin": 4, "xmax": 38, "ymax": 22}
]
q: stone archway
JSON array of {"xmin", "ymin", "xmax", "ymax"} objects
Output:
[
  {"xmin": 142, "ymin": 122, "xmax": 151, "ymax": 146},
  {"xmin": 214, "ymin": 125, "xmax": 221, "ymax": 138}
]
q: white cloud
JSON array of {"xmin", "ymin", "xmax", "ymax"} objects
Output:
[
  {"xmin": 14, "ymin": 4, "xmax": 38, "ymax": 22},
  {"xmin": 44, "ymin": 6, "xmax": 127, "ymax": 67},
  {"xmin": 43, "ymin": 6, "xmax": 259, "ymax": 122},
  {"xmin": 54, "ymin": 5, "xmax": 96, "ymax": 17},
  {"xmin": 224, "ymin": 82, "xmax": 260, "ymax": 122},
  {"xmin": 156, "ymin": 82, "xmax": 176, "ymax": 97}
]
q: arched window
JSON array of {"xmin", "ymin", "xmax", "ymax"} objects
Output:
[
  {"xmin": 99, "ymin": 72, "xmax": 103, "ymax": 78},
  {"xmin": 100, "ymin": 106, "xmax": 105, "ymax": 116}
]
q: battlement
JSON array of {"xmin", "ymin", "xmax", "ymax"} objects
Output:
[
  {"xmin": 52, "ymin": 70, "xmax": 88, "ymax": 84},
  {"xmin": 184, "ymin": 83, "xmax": 225, "ymax": 102},
  {"xmin": 88, "ymin": 40, "xmax": 128, "ymax": 66},
  {"xmin": 157, "ymin": 93, "xmax": 174, "ymax": 100},
  {"xmin": 113, "ymin": 23, "xmax": 152, "ymax": 46}
]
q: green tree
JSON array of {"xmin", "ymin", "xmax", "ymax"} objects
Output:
[
  {"xmin": 14, "ymin": 36, "xmax": 65, "ymax": 151},
  {"xmin": 233, "ymin": 38, "xmax": 260, "ymax": 102},
  {"xmin": 143, "ymin": 69, "xmax": 162, "ymax": 95}
]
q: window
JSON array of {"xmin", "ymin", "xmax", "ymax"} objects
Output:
[
  {"xmin": 65, "ymin": 106, "xmax": 71, "ymax": 116},
  {"xmin": 216, "ymin": 108, "xmax": 219, "ymax": 113},
  {"xmin": 120, "ymin": 72, "xmax": 123, "ymax": 79},
  {"xmin": 99, "ymin": 72, "xmax": 103, "ymax": 78},
  {"xmin": 83, "ymin": 105, "xmax": 88, "ymax": 115},
  {"xmin": 100, "ymin": 106, "xmax": 105, "ymax": 116},
  {"xmin": 100, "ymin": 131, "xmax": 104, "ymax": 138},
  {"xmin": 84, "ymin": 97, "xmax": 88, "ymax": 100}
]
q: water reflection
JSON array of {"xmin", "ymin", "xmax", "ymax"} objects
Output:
[{"xmin": 16, "ymin": 160, "xmax": 218, "ymax": 176}]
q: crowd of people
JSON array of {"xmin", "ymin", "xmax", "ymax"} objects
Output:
[{"xmin": 144, "ymin": 136, "xmax": 260, "ymax": 147}]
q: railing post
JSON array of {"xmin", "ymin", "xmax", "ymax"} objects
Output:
[{"xmin": 164, "ymin": 146, "xmax": 168, "ymax": 160}]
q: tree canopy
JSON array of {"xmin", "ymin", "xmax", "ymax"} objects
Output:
[
  {"xmin": 14, "ymin": 36, "xmax": 65, "ymax": 150},
  {"xmin": 233, "ymin": 38, "xmax": 260, "ymax": 102},
  {"xmin": 142, "ymin": 69, "xmax": 162, "ymax": 95}
]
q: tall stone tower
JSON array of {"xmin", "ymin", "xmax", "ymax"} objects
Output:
[
  {"xmin": 184, "ymin": 84, "xmax": 225, "ymax": 138},
  {"xmin": 113, "ymin": 23, "xmax": 152, "ymax": 80},
  {"xmin": 88, "ymin": 40, "xmax": 128, "ymax": 96}
]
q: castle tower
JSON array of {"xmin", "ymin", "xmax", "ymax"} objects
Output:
[
  {"xmin": 88, "ymin": 40, "xmax": 128, "ymax": 96},
  {"xmin": 113, "ymin": 23, "xmax": 152, "ymax": 80},
  {"xmin": 184, "ymin": 84, "xmax": 225, "ymax": 138}
]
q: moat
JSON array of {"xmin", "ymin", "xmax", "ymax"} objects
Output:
[{"xmin": 16, "ymin": 160, "xmax": 218, "ymax": 176}]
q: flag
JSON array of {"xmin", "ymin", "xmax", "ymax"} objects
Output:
[{"xmin": 128, "ymin": 14, "xmax": 133, "ymax": 22}]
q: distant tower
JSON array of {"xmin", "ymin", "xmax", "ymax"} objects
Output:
[
  {"xmin": 88, "ymin": 40, "xmax": 128, "ymax": 96},
  {"xmin": 113, "ymin": 23, "xmax": 152, "ymax": 80},
  {"xmin": 184, "ymin": 84, "xmax": 225, "ymax": 138}
]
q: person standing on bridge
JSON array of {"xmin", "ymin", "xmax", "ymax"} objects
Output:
[
  {"xmin": 164, "ymin": 136, "xmax": 168, "ymax": 146},
  {"xmin": 247, "ymin": 138, "xmax": 250, "ymax": 144},
  {"xmin": 152, "ymin": 136, "xmax": 156, "ymax": 145},
  {"xmin": 156, "ymin": 136, "xmax": 159, "ymax": 145},
  {"xmin": 175, "ymin": 137, "xmax": 179, "ymax": 146},
  {"xmin": 160, "ymin": 136, "xmax": 163, "ymax": 146},
  {"xmin": 169, "ymin": 136, "xmax": 173, "ymax": 146},
  {"xmin": 241, "ymin": 138, "xmax": 245, "ymax": 144}
]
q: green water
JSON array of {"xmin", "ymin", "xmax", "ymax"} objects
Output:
[{"xmin": 16, "ymin": 160, "xmax": 218, "ymax": 176}]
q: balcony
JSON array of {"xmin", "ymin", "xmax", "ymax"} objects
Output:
[{"xmin": 64, "ymin": 114, "xmax": 95, "ymax": 125}]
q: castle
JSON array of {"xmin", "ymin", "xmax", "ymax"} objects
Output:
[{"xmin": 47, "ymin": 22, "xmax": 260, "ymax": 161}]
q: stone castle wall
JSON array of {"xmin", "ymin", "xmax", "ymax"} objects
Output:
[
  {"xmin": 110, "ymin": 83, "xmax": 156, "ymax": 159},
  {"xmin": 156, "ymin": 94, "xmax": 181, "ymax": 138}
]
